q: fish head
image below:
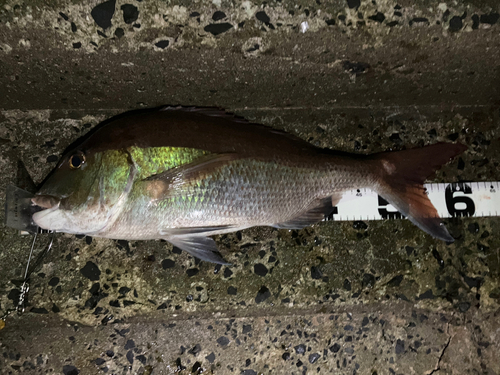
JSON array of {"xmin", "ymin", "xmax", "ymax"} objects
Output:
[{"xmin": 32, "ymin": 147, "xmax": 134, "ymax": 235}]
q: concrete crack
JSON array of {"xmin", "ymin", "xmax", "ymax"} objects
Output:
[{"xmin": 426, "ymin": 323, "xmax": 452, "ymax": 375}]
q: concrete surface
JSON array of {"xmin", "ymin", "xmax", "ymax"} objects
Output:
[{"xmin": 1, "ymin": 0, "xmax": 499, "ymax": 374}]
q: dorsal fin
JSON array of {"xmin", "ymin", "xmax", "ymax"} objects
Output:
[{"xmin": 75, "ymin": 106, "xmax": 320, "ymax": 163}]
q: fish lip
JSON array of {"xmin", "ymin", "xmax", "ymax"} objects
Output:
[
  {"xmin": 31, "ymin": 201, "xmax": 62, "ymax": 231},
  {"xmin": 32, "ymin": 203, "xmax": 60, "ymax": 220},
  {"xmin": 31, "ymin": 194, "xmax": 61, "ymax": 210}
]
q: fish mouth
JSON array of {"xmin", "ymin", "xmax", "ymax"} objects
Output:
[
  {"xmin": 32, "ymin": 194, "xmax": 62, "ymax": 230},
  {"xmin": 31, "ymin": 195, "xmax": 63, "ymax": 231},
  {"xmin": 32, "ymin": 195, "xmax": 61, "ymax": 209}
]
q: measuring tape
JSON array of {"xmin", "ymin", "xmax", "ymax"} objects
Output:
[
  {"xmin": 326, "ymin": 181, "xmax": 500, "ymax": 221},
  {"xmin": 6, "ymin": 182, "xmax": 499, "ymax": 234}
]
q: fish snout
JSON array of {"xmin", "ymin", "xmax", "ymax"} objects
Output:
[{"xmin": 32, "ymin": 195, "xmax": 61, "ymax": 209}]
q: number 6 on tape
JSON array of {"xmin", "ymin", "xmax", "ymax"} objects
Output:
[{"xmin": 326, "ymin": 181, "xmax": 499, "ymax": 221}]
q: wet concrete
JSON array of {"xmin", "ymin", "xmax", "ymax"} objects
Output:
[{"xmin": 1, "ymin": 0, "xmax": 500, "ymax": 374}]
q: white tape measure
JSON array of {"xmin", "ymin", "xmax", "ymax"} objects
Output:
[{"xmin": 326, "ymin": 182, "xmax": 500, "ymax": 221}]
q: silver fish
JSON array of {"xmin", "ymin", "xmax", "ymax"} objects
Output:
[{"xmin": 31, "ymin": 107, "xmax": 466, "ymax": 264}]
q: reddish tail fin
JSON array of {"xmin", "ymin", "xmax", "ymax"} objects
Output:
[{"xmin": 372, "ymin": 143, "xmax": 467, "ymax": 242}]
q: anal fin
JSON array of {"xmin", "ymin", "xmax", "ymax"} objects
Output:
[{"xmin": 272, "ymin": 195, "xmax": 341, "ymax": 230}]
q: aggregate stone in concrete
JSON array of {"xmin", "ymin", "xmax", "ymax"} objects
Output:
[{"xmin": 1, "ymin": 302, "xmax": 498, "ymax": 375}]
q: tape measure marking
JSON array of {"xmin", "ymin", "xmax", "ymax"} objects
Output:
[{"xmin": 326, "ymin": 181, "xmax": 499, "ymax": 221}]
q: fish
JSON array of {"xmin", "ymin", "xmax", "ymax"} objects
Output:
[{"xmin": 31, "ymin": 107, "xmax": 467, "ymax": 264}]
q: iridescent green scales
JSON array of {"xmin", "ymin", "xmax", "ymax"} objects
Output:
[
  {"xmin": 128, "ymin": 146, "xmax": 210, "ymax": 179},
  {"xmin": 82, "ymin": 150, "xmax": 132, "ymax": 208},
  {"xmin": 125, "ymin": 146, "xmax": 211, "ymax": 205}
]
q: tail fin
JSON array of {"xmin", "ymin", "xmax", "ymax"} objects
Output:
[{"xmin": 372, "ymin": 143, "xmax": 467, "ymax": 242}]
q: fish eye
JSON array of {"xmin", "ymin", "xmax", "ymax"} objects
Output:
[{"xmin": 69, "ymin": 152, "xmax": 85, "ymax": 169}]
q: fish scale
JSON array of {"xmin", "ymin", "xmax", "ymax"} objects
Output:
[{"xmin": 110, "ymin": 158, "xmax": 376, "ymax": 239}]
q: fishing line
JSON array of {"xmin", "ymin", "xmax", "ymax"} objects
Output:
[
  {"xmin": 0, "ymin": 231, "xmax": 54, "ymax": 327},
  {"xmin": 24, "ymin": 232, "xmax": 38, "ymax": 280}
]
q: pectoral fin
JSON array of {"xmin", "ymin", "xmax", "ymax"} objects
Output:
[
  {"xmin": 144, "ymin": 153, "xmax": 238, "ymax": 186},
  {"xmin": 167, "ymin": 236, "xmax": 230, "ymax": 265}
]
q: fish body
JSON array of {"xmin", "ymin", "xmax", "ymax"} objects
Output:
[{"xmin": 32, "ymin": 107, "xmax": 466, "ymax": 264}]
